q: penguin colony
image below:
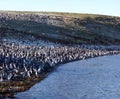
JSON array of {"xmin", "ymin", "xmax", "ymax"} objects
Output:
[{"xmin": 0, "ymin": 41, "xmax": 120, "ymax": 82}]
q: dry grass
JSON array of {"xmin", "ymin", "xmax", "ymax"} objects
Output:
[
  {"xmin": 0, "ymin": 10, "xmax": 119, "ymax": 19},
  {"xmin": 0, "ymin": 74, "xmax": 46, "ymax": 98}
]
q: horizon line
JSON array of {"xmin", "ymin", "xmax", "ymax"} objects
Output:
[{"xmin": 0, "ymin": 10, "xmax": 119, "ymax": 17}]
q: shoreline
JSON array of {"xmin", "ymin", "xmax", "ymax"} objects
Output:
[
  {"xmin": 1, "ymin": 54, "xmax": 120, "ymax": 98},
  {"xmin": 0, "ymin": 41, "xmax": 120, "ymax": 98}
]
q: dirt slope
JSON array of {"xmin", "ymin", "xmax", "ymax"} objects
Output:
[{"xmin": 0, "ymin": 11, "xmax": 120, "ymax": 45}]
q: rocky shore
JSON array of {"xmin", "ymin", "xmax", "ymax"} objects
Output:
[{"xmin": 0, "ymin": 40, "xmax": 120, "ymax": 98}]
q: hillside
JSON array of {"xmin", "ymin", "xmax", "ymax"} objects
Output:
[{"xmin": 0, "ymin": 11, "xmax": 120, "ymax": 45}]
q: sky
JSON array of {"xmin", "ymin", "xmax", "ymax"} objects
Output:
[{"xmin": 0, "ymin": 0, "xmax": 120, "ymax": 16}]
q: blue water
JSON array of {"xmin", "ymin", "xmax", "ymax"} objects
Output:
[{"xmin": 14, "ymin": 55, "xmax": 120, "ymax": 99}]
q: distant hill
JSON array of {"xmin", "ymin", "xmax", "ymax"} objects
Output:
[{"xmin": 0, "ymin": 11, "xmax": 120, "ymax": 45}]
